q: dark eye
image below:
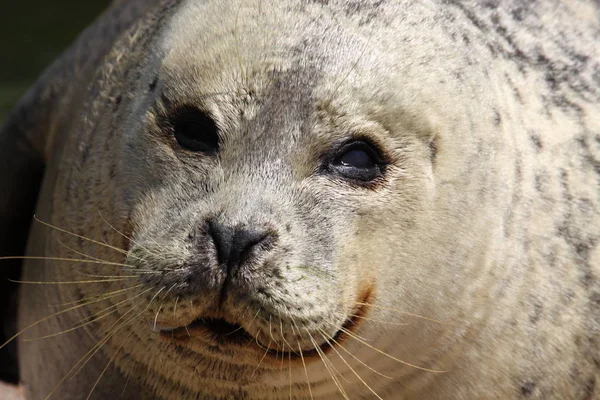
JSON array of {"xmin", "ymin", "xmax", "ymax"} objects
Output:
[
  {"xmin": 170, "ymin": 106, "xmax": 219, "ymax": 153},
  {"xmin": 338, "ymin": 148, "xmax": 376, "ymax": 169},
  {"xmin": 330, "ymin": 141, "xmax": 384, "ymax": 182}
]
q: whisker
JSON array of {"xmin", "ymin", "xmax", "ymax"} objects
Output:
[
  {"xmin": 327, "ymin": 320, "xmax": 371, "ymax": 343},
  {"xmin": 9, "ymin": 278, "xmax": 128, "ymax": 285},
  {"xmin": 173, "ymin": 296, "xmax": 179, "ymax": 316},
  {"xmin": 347, "ymin": 313, "xmax": 411, "ymax": 327},
  {"xmin": 34, "ymin": 216, "xmax": 129, "ymax": 256},
  {"xmin": 339, "ymin": 327, "xmax": 446, "ymax": 373},
  {"xmin": 44, "ymin": 298, "xmax": 146, "ymax": 399},
  {"xmin": 323, "ymin": 33, "xmax": 372, "ymax": 109},
  {"xmin": 288, "ymin": 334, "xmax": 293, "ymax": 400},
  {"xmin": 25, "ymin": 288, "xmax": 152, "ymax": 341},
  {"xmin": 305, "ymin": 329, "xmax": 349, "ymax": 400},
  {"xmin": 56, "ymin": 238, "xmax": 109, "ymax": 264},
  {"xmin": 154, "ymin": 284, "xmax": 177, "ymax": 331},
  {"xmin": 318, "ymin": 329, "xmax": 382, "ymax": 399},
  {"xmin": 247, "ymin": 309, "xmax": 261, "ymax": 329},
  {"xmin": 268, "ymin": 316, "xmax": 278, "ymax": 348},
  {"xmin": 320, "ymin": 329, "xmax": 392, "ymax": 380},
  {"xmin": 353, "ymin": 302, "xmax": 444, "ymax": 324},
  {"xmin": 120, "ymin": 373, "xmax": 131, "ymax": 398},
  {"xmin": 245, "ymin": 309, "xmax": 262, "ymax": 345},
  {"xmin": 250, "ymin": 339, "xmax": 272, "ymax": 378},
  {"xmin": 24, "ymin": 309, "xmax": 119, "ymax": 342},
  {"xmin": 234, "ymin": 0, "xmax": 247, "ymax": 86},
  {"xmin": 290, "ymin": 322, "xmax": 313, "ymax": 400},
  {"xmin": 225, "ymin": 324, "xmax": 245, "ymax": 336},
  {"xmin": 0, "ymin": 284, "xmax": 142, "ymax": 352},
  {"xmin": 0, "ymin": 255, "xmax": 145, "ymax": 271},
  {"xmin": 76, "ymin": 270, "xmax": 156, "ymax": 278},
  {"xmin": 86, "ymin": 320, "xmax": 139, "ymax": 400},
  {"xmin": 280, "ymin": 327, "xmax": 286, "ymax": 371},
  {"xmin": 279, "ymin": 319, "xmax": 294, "ymax": 351},
  {"xmin": 97, "ymin": 210, "xmax": 165, "ymax": 259},
  {"xmin": 51, "ymin": 284, "xmax": 144, "ymax": 307},
  {"xmin": 278, "ymin": 315, "xmax": 293, "ymax": 368},
  {"xmin": 76, "ymin": 271, "xmax": 136, "ymax": 278},
  {"xmin": 58, "ymin": 241, "xmax": 158, "ymax": 274},
  {"xmin": 226, "ymin": 305, "xmax": 251, "ymax": 337},
  {"xmin": 72, "ymin": 286, "xmax": 166, "ymax": 379}
]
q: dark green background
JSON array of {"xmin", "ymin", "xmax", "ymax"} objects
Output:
[
  {"xmin": 0, "ymin": 2, "xmax": 111, "ymax": 382},
  {"xmin": 0, "ymin": 1, "xmax": 111, "ymax": 124}
]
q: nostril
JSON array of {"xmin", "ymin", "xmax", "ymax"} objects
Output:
[
  {"xmin": 207, "ymin": 220, "xmax": 275, "ymax": 273},
  {"xmin": 232, "ymin": 229, "xmax": 270, "ymax": 266},
  {"xmin": 207, "ymin": 220, "xmax": 235, "ymax": 266}
]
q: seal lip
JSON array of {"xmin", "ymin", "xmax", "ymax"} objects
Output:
[{"xmin": 157, "ymin": 286, "xmax": 374, "ymax": 364}]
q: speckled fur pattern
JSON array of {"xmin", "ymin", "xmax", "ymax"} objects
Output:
[{"xmin": 1, "ymin": 0, "xmax": 599, "ymax": 399}]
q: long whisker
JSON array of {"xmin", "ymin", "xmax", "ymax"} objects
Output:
[
  {"xmin": 277, "ymin": 322, "xmax": 301, "ymax": 398},
  {"xmin": 339, "ymin": 326, "xmax": 447, "ymax": 373},
  {"xmin": 86, "ymin": 320, "xmax": 139, "ymax": 400},
  {"xmin": 0, "ymin": 283, "xmax": 141, "ymax": 352},
  {"xmin": 244, "ymin": 310, "xmax": 266, "ymax": 348},
  {"xmin": 57, "ymin": 239, "xmax": 158, "ymax": 274},
  {"xmin": 72, "ymin": 286, "xmax": 165, "ymax": 379},
  {"xmin": 246, "ymin": 309, "xmax": 261, "ymax": 330},
  {"xmin": 25, "ymin": 288, "xmax": 153, "ymax": 341},
  {"xmin": 25, "ymin": 309, "xmax": 119, "ymax": 342},
  {"xmin": 288, "ymin": 335, "xmax": 293, "ymax": 400},
  {"xmin": 0, "ymin": 256, "xmax": 146, "ymax": 271},
  {"xmin": 34, "ymin": 216, "xmax": 129, "ymax": 256},
  {"xmin": 323, "ymin": 34, "xmax": 372, "ymax": 108},
  {"xmin": 318, "ymin": 329, "xmax": 382, "ymax": 399},
  {"xmin": 97, "ymin": 210, "xmax": 165, "ymax": 259},
  {"xmin": 120, "ymin": 373, "xmax": 131, "ymax": 398},
  {"xmin": 234, "ymin": 0, "xmax": 247, "ymax": 86},
  {"xmin": 320, "ymin": 329, "xmax": 392, "ymax": 380},
  {"xmin": 280, "ymin": 325, "xmax": 286, "ymax": 370},
  {"xmin": 305, "ymin": 329, "xmax": 349, "ymax": 400},
  {"xmin": 347, "ymin": 313, "xmax": 411, "ymax": 327},
  {"xmin": 56, "ymin": 238, "xmax": 109, "ymax": 263},
  {"xmin": 353, "ymin": 302, "xmax": 445, "ymax": 324},
  {"xmin": 173, "ymin": 296, "xmax": 179, "ymax": 316},
  {"xmin": 225, "ymin": 305, "xmax": 251, "ymax": 337},
  {"xmin": 44, "ymin": 306, "xmax": 139, "ymax": 400},
  {"xmin": 154, "ymin": 284, "xmax": 177, "ymax": 331},
  {"xmin": 290, "ymin": 322, "xmax": 313, "ymax": 400},
  {"xmin": 76, "ymin": 269, "xmax": 157, "ymax": 278},
  {"xmin": 250, "ymin": 339, "xmax": 272, "ymax": 378},
  {"xmin": 51, "ymin": 284, "xmax": 144, "ymax": 307},
  {"xmin": 268, "ymin": 316, "xmax": 278, "ymax": 348},
  {"xmin": 10, "ymin": 278, "xmax": 128, "ymax": 285}
]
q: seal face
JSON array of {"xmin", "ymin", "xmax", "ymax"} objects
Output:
[{"xmin": 1, "ymin": 0, "xmax": 599, "ymax": 399}]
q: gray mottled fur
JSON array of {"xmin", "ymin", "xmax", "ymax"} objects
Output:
[{"xmin": 0, "ymin": 0, "xmax": 599, "ymax": 399}]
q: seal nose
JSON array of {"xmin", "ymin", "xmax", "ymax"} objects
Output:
[{"xmin": 207, "ymin": 220, "xmax": 273, "ymax": 274}]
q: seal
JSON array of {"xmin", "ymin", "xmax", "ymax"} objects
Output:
[{"xmin": 1, "ymin": 0, "xmax": 599, "ymax": 399}]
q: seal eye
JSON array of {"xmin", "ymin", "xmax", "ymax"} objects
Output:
[
  {"xmin": 171, "ymin": 106, "xmax": 219, "ymax": 153},
  {"xmin": 330, "ymin": 141, "xmax": 383, "ymax": 182},
  {"xmin": 338, "ymin": 149, "xmax": 376, "ymax": 169}
]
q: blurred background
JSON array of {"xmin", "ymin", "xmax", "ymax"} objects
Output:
[
  {"xmin": 0, "ymin": 1, "xmax": 110, "ymax": 383},
  {"xmin": 0, "ymin": 0, "xmax": 111, "ymax": 124}
]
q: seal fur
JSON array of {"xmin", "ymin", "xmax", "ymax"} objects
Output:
[{"xmin": 1, "ymin": 0, "xmax": 599, "ymax": 399}]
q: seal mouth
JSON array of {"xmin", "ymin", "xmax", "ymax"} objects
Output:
[
  {"xmin": 158, "ymin": 286, "xmax": 374, "ymax": 363},
  {"xmin": 161, "ymin": 317, "xmax": 253, "ymax": 344}
]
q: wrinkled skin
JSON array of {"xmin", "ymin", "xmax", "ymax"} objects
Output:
[{"xmin": 1, "ymin": 0, "xmax": 599, "ymax": 399}]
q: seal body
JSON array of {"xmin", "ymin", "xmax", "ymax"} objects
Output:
[{"xmin": 1, "ymin": 0, "xmax": 599, "ymax": 399}]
